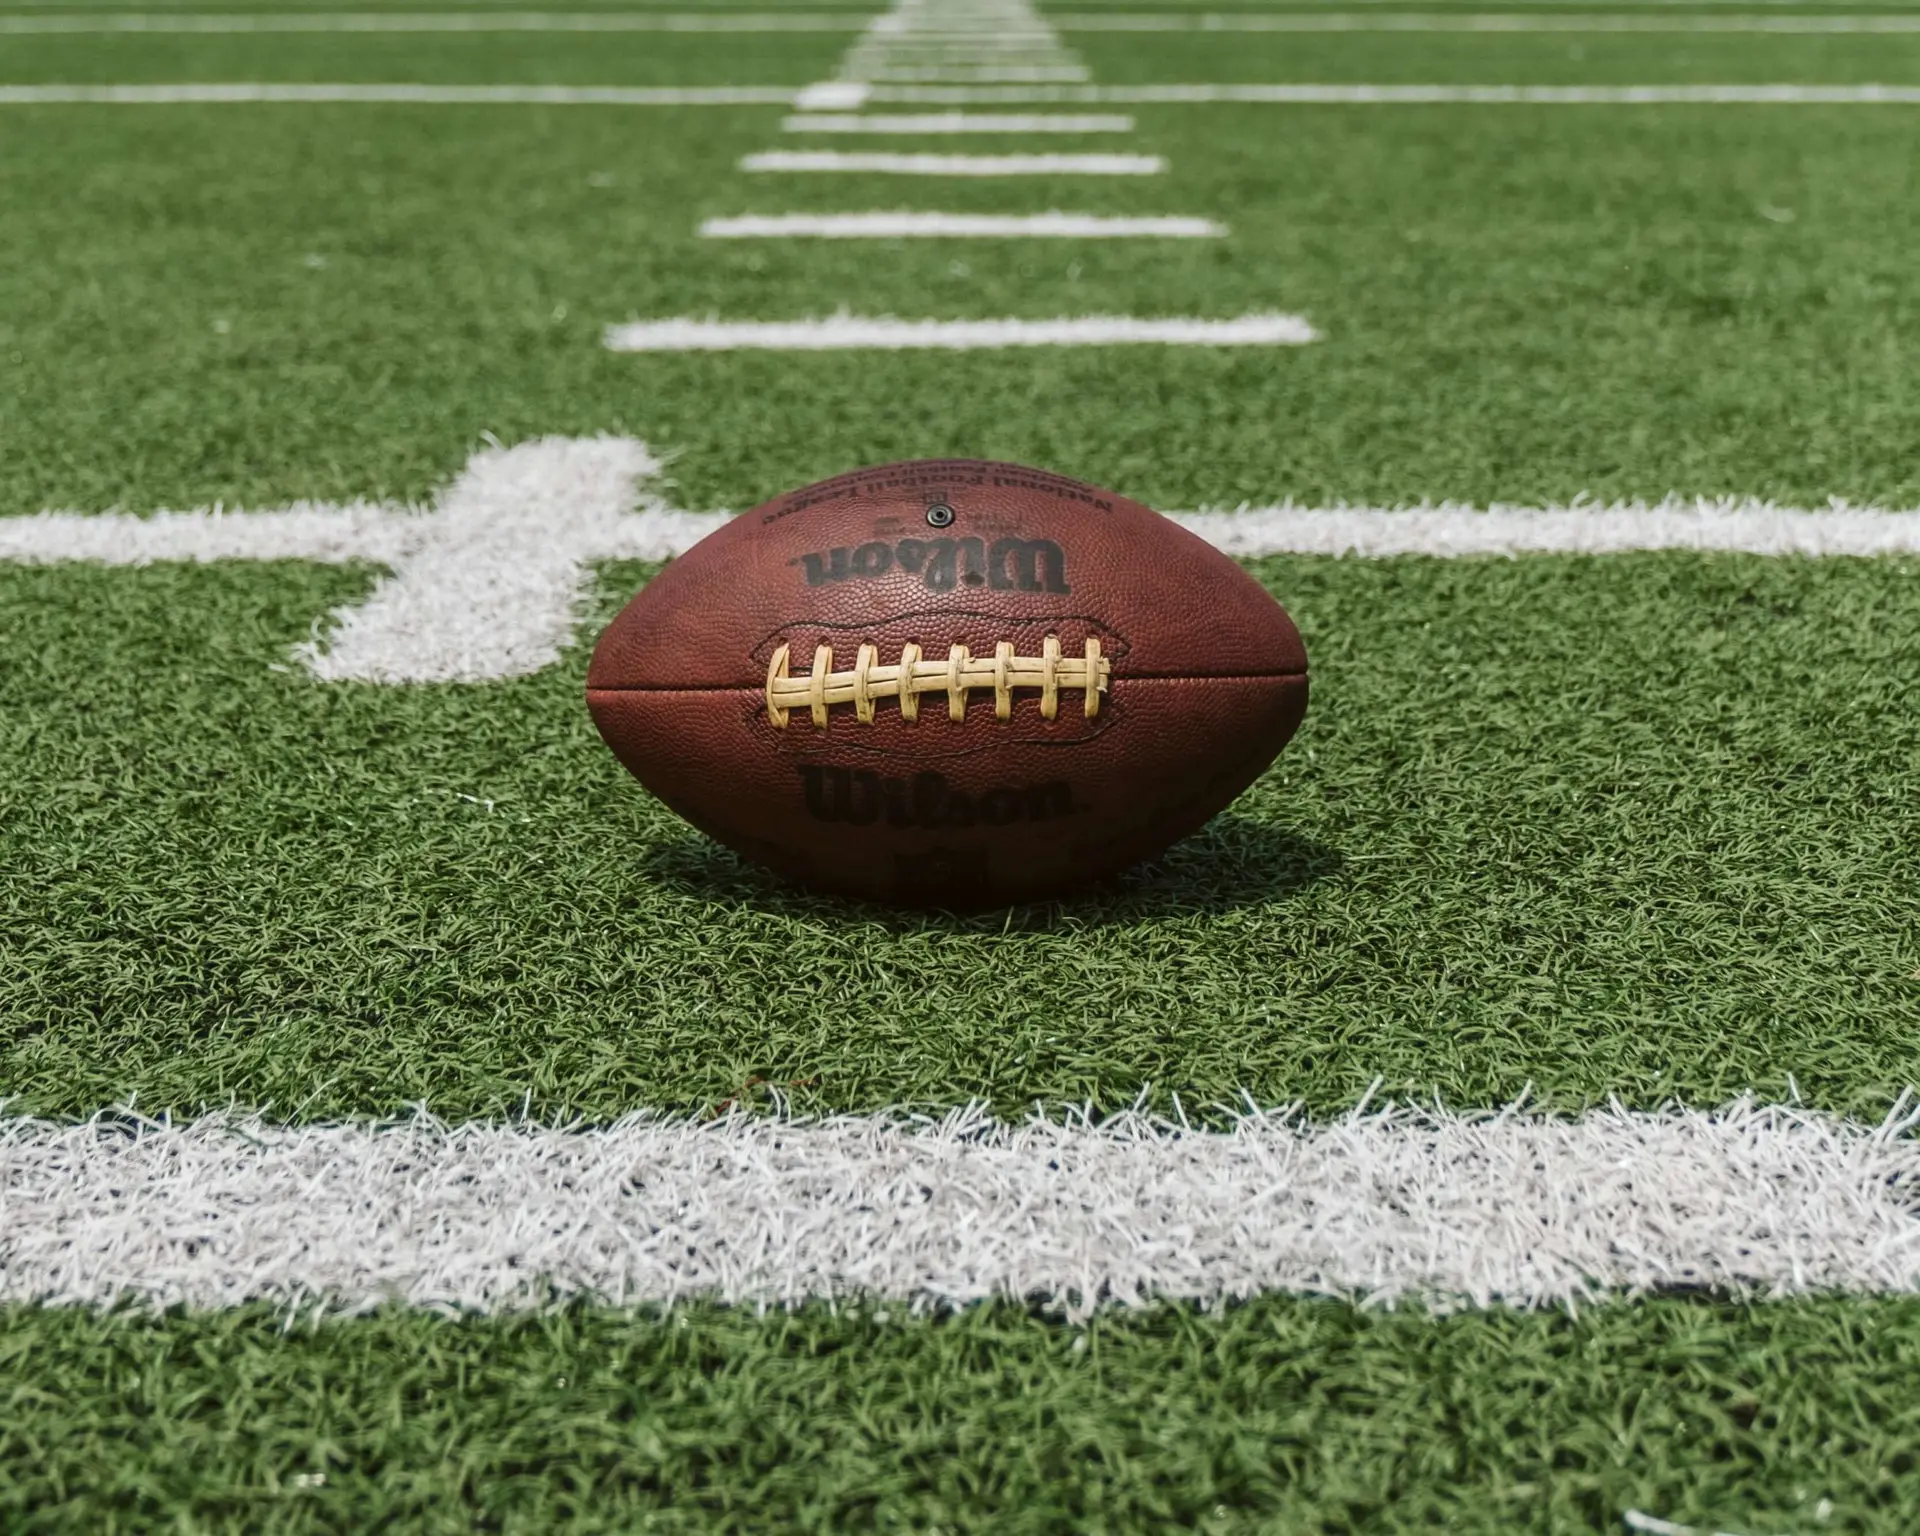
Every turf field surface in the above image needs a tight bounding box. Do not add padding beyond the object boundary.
[3,0,1920,1530]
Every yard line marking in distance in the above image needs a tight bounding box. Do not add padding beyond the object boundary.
[860,82,1920,105]
[699,211,1227,237]
[833,0,1091,87]
[860,63,1091,81]
[792,79,871,110]
[7,1096,1920,1315]
[0,11,875,33]
[11,84,1920,111]
[1051,11,1920,32]
[740,150,1165,174]
[12,440,1920,685]
[0,83,801,106]
[604,313,1318,350]
[781,111,1136,132]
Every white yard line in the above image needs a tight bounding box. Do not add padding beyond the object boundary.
[1,437,720,685]
[604,312,1317,348]
[290,437,672,684]
[7,83,1918,110]
[740,149,1165,173]
[862,81,1920,104]
[792,79,872,109]
[6,1097,1920,1316]
[0,10,872,32]
[11,433,1920,691]
[1053,11,1920,32]
[859,63,1093,80]
[829,0,1092,88]
[781,111,1137,132]
[12,435,1920,687]
[698,210,1227,236]
[1166,499,1920,557]
[0,82,801,105]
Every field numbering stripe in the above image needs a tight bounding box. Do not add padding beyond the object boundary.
[780,111,1135,133]
[603,313,1317,350]
[740,149,1165,174]
[7,1096,1920,1315]
[699,211,1226,237]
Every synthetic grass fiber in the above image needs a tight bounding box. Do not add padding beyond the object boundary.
[6,1295,1920,1534]
[3,98,1917,513]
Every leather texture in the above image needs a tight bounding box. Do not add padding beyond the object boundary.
[588,459,1309,909]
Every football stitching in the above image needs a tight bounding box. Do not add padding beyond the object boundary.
[765,636,1109,728]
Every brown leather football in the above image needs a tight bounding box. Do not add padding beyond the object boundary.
[587,460,1308,909]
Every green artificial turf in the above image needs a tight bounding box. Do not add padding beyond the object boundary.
[2,95,1917,518]
[4,1293,1918,1534]
[4,549,1916,1124]
[5,21,1920,1533]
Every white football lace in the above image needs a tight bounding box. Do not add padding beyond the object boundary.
[765,637,1108,728]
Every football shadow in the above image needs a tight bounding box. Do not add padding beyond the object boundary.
[633,814,1342,930]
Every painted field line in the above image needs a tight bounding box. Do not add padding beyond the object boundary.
[699,211,1227,237]
[13,444,1920,688]
[740,149,1165,174]
[604,313,1318,349]
[8,1096,1920,1316]
[1168,499,1920,558]
[0,502,425,567]
[792,79,871,110]
[780,110,1135,132]
[0,11,872,32]
[1054,11,1920,32]
[864,81,1920,105]
[0,82,800,106]
[1,437,720,685]
[860,64,1092,81]
[18,83,1905,111]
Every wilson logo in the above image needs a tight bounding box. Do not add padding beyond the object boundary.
[796,537,1069,594]
[799,767,1076,828]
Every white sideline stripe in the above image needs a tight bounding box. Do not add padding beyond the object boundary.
[0,11,873,32]
[699,211,1227,237]
[1166,499,1920,558]
[861,81,1920,104]
[780,111,1136,132]
[11,83,1908,111]
[603,312,1319,349]
[1053,12,1920,33]
[740,149,1166,174]
[0,82,801,106]
[7,1097,1920,1315]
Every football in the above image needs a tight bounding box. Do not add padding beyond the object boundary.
[588,460,1308,909]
